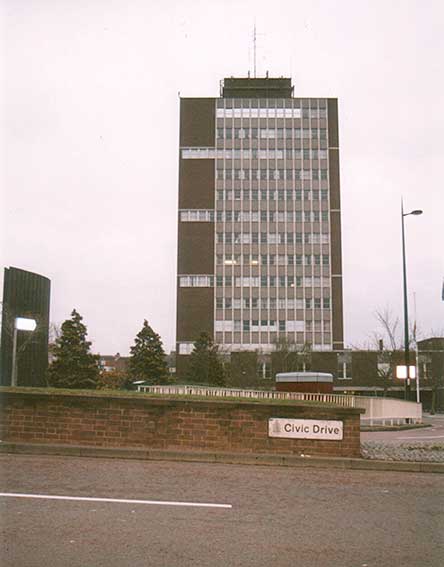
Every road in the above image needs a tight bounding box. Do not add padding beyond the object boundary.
[1,454,443,567]
[361,414,444,443]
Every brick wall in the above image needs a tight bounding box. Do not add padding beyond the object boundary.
[0,389,362,458]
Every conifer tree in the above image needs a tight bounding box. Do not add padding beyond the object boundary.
[47,309,100,389]
[128,320,167,383]
[187,332,225,386]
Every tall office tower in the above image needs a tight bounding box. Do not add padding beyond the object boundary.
[176,77,343,376]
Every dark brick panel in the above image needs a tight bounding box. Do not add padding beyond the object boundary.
[176,287,214,342]
[180,98,215,147]
[327,99,339,148]
[178,160,215,209]
[332,277,344,349]
[330,211,343,276]
[177,223,214,274]
[328,149,341,210]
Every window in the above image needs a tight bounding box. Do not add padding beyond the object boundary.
[337,352,352,379]
[180,209,214,222]
[314,298,321,309]
[279,321,286,332]
[323,298,330,309]
[178,343,194,355]
[179,275,213,287]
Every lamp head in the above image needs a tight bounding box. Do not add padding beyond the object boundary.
[411,210,423,215]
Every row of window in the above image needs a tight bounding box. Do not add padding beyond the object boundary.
[217,108,327,119]
[217,98,326,110]
[216,232,329,245]
[219,210,328,223]
[217,253,330,266]
[216,297,331,309]
[214,319,306,332]
[179,209,214,222]
[216,169,328,181]
[178,275,330,288]
[181,148,328,160]
[216,189,329,201]
[180,209,329,223]
[216,127,327,140]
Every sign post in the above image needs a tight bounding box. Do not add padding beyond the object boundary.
[11,317,37,386]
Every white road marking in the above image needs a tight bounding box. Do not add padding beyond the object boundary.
[0,492,232,509]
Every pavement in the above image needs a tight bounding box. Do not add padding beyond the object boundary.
[1,453,443,567]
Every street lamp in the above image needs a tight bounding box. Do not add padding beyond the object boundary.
[401,200,423,400]
[11,317,37,386]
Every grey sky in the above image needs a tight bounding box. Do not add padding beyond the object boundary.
[2,0,443,355]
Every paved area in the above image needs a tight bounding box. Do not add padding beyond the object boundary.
[361,414,444,462]
[1,454,443,567]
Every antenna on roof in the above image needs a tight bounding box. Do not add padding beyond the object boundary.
[253,23,257,78]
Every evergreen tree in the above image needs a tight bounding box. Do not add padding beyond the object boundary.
[128,320,167,383]
[47,309,100,389]
[187,332,225,386]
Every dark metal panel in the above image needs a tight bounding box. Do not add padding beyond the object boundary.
[0,267,51,386]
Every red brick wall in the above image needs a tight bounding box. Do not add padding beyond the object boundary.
[0,390,362,458]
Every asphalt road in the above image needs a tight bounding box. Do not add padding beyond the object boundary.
[361,414,444,442]
[1,454,443,567]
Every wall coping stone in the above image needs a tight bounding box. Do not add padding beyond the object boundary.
[0,387,364,415]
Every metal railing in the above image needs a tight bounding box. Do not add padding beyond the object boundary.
[138,385,356,408]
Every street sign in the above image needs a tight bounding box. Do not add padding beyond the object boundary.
[268,418,343,441]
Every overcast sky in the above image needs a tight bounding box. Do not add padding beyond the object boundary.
[2,0,443,355]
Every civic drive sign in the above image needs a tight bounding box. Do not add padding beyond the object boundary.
[268,418,343,441]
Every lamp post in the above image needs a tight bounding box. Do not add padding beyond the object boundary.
[401,201,422,400]
[11,317,37,386]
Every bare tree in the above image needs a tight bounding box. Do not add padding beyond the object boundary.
[272,336,311,375]
[374,307,400,351]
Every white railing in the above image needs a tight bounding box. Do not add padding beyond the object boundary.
[138,385,423,423]
[356,397,423,425]
[138,385,356,408]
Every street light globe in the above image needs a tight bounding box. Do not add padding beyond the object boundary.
[411,210,423,215]
[15,317,37,331]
